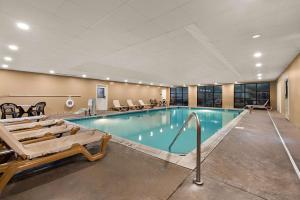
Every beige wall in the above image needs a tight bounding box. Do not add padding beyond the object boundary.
[0,70,166,115]
[222,84,234,108]
[188,86,197,107]
[276,54,300,128]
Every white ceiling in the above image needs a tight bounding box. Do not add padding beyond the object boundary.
[0,0,299,86]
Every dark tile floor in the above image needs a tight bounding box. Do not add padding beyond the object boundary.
[2,110,300,200]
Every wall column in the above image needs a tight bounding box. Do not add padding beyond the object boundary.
[222,84,234,108]
[188,86,197,107]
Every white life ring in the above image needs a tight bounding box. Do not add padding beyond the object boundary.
[66,97,74,108]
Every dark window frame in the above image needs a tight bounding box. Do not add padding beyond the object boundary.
[170,87,188,106]
[234,82,270,108]
[197,85,222,108]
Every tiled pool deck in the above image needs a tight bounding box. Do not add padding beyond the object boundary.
[2,110,300,199]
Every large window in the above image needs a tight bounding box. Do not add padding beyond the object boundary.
[234,83,270,108]
[170,87,188,106]
[197,85,222,107]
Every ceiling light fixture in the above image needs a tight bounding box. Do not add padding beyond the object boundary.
[16,22,30,30]
[235,81,239,84]
[253,52,262,58]
[1,64,8,68]
[124,79,128,83]
[252,34,261,39]
[257,73,262,77]
[138,81,142,84]
[8,44,19,51]
[49,70,55,74]
[150,82,153,85]
[82,74,87,78]
[258,77,262,80]
[255,63,262,67]
[3,57,12,62]
[214,82,218,85]
[106,77,110,80]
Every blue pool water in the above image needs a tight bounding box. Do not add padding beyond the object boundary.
[68,107,241,154]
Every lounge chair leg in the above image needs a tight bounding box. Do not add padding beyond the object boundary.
[0,163,17,192]
[79,134,112,162]
[56,121,65,126]
[70,127,80,135]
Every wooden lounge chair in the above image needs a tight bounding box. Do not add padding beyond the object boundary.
[11,124,80,143]
[245,99,270,110]
[112,100,129,111]
[0,124,111,192]
[0,115,48,126]
[138,100,153,109]
[127,99,142,110]
[5,119,64,132]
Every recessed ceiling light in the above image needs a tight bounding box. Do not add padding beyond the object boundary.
[257,73,262,77]
[3,57,12,62]
[16,22,30,30]
[258,77,262,80]
[1,64,8,68]
[106,77,110,80]
[255,63,262,67]
[82,74,87,78]
[252,34,261,39]
[49,70,55,74]
[124,79,128,83]
[253,52,262,58]
[150,82,153,85]
[138,81,142,84]
[8,44,19,51]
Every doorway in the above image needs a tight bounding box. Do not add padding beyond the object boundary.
[96,84,108,111]
[284,79,289,119]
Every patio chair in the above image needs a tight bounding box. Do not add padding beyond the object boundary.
[27,102,46,116]
[0,103,23,119]
[0,123,111,192]
[127,99,142,110]
[112,100,128,111]
[244,99,270,110]
[5,119,64,132]
[150,99,158,107]
[138,100,153,109]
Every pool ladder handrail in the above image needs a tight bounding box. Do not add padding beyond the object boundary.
[168,112,203,185]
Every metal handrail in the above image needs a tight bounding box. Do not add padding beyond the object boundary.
[168,112,203,185]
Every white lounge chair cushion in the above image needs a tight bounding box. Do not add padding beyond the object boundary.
[0,115,47,124]
[12,124,76,140]
[6,119,63,131]
[138,100,145,106]
[113,100,121,108]
[24,131,103,159]
[127,99,136,107]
